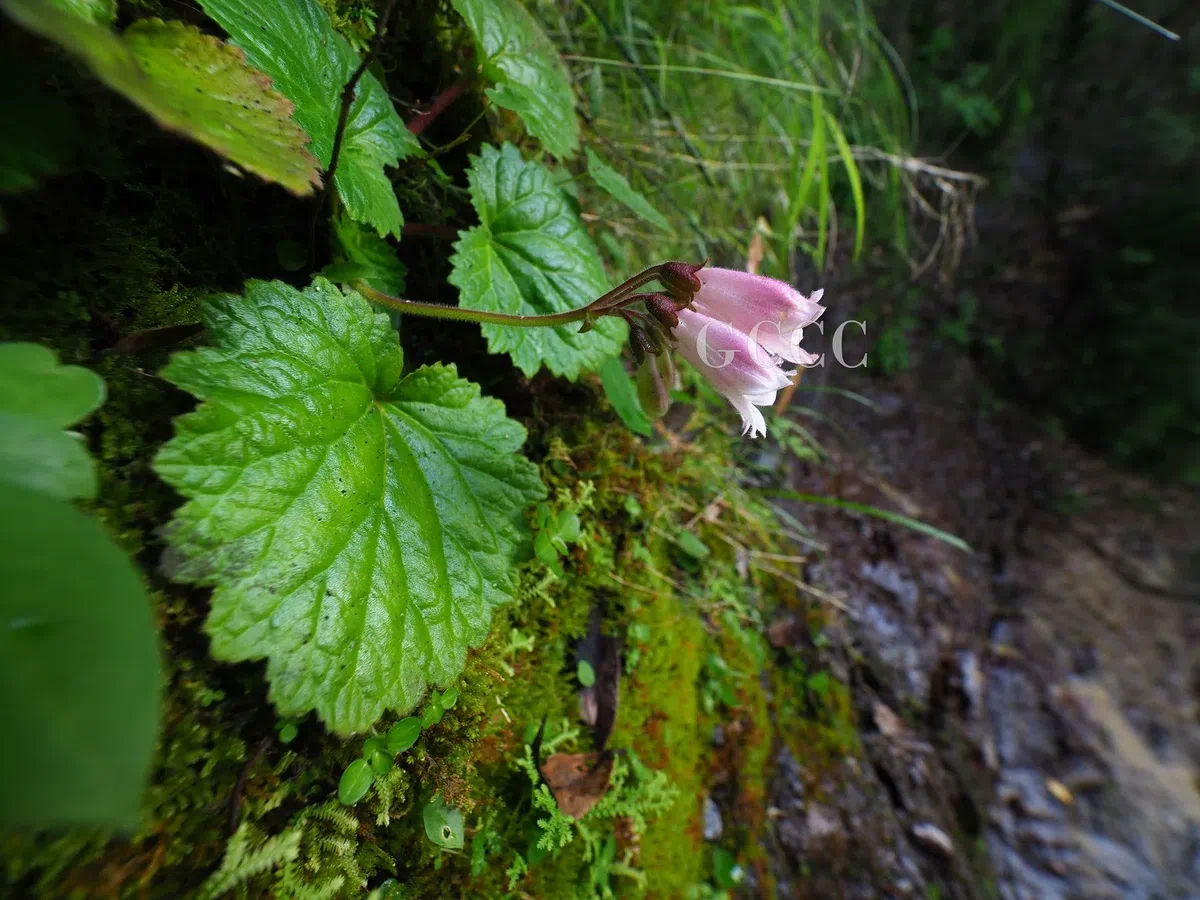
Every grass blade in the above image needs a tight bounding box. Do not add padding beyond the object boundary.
[757,488,973,552]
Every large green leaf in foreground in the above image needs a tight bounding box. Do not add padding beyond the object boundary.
[449,143,624,379]
[1,0,321,196]
[0,483,161,829]
[0,343,160,829]
[452,0,578,158]
[154,279,546,734]
[198,0,421,237]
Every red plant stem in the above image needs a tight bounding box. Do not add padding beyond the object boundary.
[407,76,471,136]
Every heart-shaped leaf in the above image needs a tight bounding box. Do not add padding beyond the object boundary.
[449,143,624,379]
[154,278,545,734]
[197,0,421,236]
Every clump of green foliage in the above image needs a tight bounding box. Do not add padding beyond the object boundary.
[0,0,901,894]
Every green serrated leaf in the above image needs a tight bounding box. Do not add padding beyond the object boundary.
[449,144,624,379]
[0,481,160,829]
[1,1,322,196]
[153,278,546,734]
[451,0,578,157]
[598,355,653,437]
[584,149,669,231]
[0,342,105,500]
[332,214,406,296]
[197,0,421,236]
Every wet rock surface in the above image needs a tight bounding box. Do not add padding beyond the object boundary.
[756,326,1199,899]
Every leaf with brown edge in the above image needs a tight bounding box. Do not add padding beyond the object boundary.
[1,0,321,195]
[539,751,615,819]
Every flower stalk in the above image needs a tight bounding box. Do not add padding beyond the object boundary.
[353,259,823,438]
[351,262,676,330]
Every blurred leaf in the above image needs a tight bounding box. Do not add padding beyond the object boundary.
[451,0,578,157]
[449,144,624,378]
[1,1,322,195]
[599,355,653,436]
[585,149,669,230]
[198,0,421,234]
[712,847,742,888]
[0,342,104,500]
[153,279,546,734]
[275,239,307,271]
[674,530,710,560]
[556,511,581,543]
[54,0,115,25]
[577,659,596,687]
[0,481,160,829]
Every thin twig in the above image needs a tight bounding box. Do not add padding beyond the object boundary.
[324,0,402,199]
[229,736,273,834]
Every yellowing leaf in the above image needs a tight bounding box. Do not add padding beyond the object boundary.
[1,1,321,195]
[198,0,422,237]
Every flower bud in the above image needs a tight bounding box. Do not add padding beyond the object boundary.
[628,325,655,365]
[644,293,681,331]
[636,349,676,419]
[658,261,706,305]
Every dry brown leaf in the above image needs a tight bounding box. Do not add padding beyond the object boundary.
[540,751,615,819]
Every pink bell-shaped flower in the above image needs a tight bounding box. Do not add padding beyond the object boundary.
[669,269,824,437]
[690,267,825,366]
[673,309,795,438]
